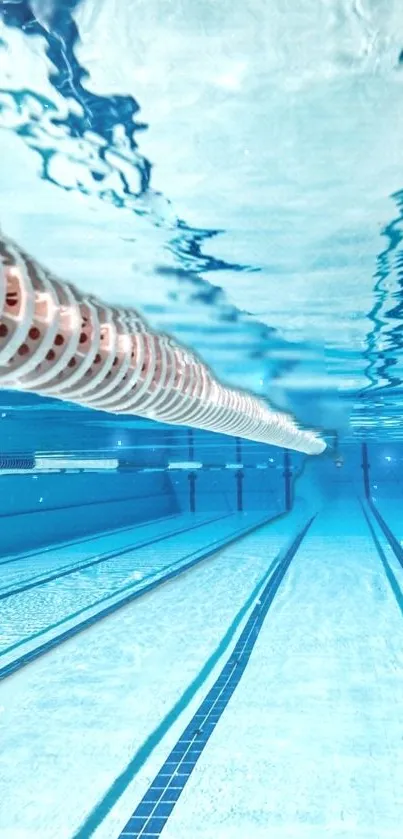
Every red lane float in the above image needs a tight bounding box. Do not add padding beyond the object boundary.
[0,231,326,455]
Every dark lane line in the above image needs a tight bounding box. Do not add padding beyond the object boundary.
[367,499,403,570]
[362,503,403,616]
[0,513,178,568]
[0,514,231,602]
[2,518,255,664]
[74,516,315,839]
[0,515,272,683]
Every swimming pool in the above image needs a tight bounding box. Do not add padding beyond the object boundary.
[1,1,403,837]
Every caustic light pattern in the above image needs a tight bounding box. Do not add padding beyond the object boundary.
[0,231,325,455]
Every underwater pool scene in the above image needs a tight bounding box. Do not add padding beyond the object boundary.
[1,1,403,837]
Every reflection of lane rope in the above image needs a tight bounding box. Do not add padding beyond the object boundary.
[0,10,276,325]
[0,9,298,396]
[0,231,325,454]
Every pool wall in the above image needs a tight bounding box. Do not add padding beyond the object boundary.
[0,392,294,556]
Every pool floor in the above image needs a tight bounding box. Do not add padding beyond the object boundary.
[0,499,402,838]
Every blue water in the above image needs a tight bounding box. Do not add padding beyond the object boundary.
[1,2,403,838]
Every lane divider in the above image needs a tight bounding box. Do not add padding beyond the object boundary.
[0,230,325,455]
[114,516,314,839]
[0,513,231,601]
[0,514,273,682]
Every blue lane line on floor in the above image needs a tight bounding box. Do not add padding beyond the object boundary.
[362,504,403,616]
[72,516,312,839]
[0,515,272,683]
[1,518,263,666]
[116,516,314,839]
[0,514,231,602]
[0,513,179,568]
[367,500,403,570]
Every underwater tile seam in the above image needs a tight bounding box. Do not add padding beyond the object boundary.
[116,516,314,839]
[0,513,231,601]
[0,514,273,683]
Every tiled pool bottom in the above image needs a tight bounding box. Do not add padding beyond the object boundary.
[0,499,402,839]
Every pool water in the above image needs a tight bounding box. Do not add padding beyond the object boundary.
[0,2,403,838]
